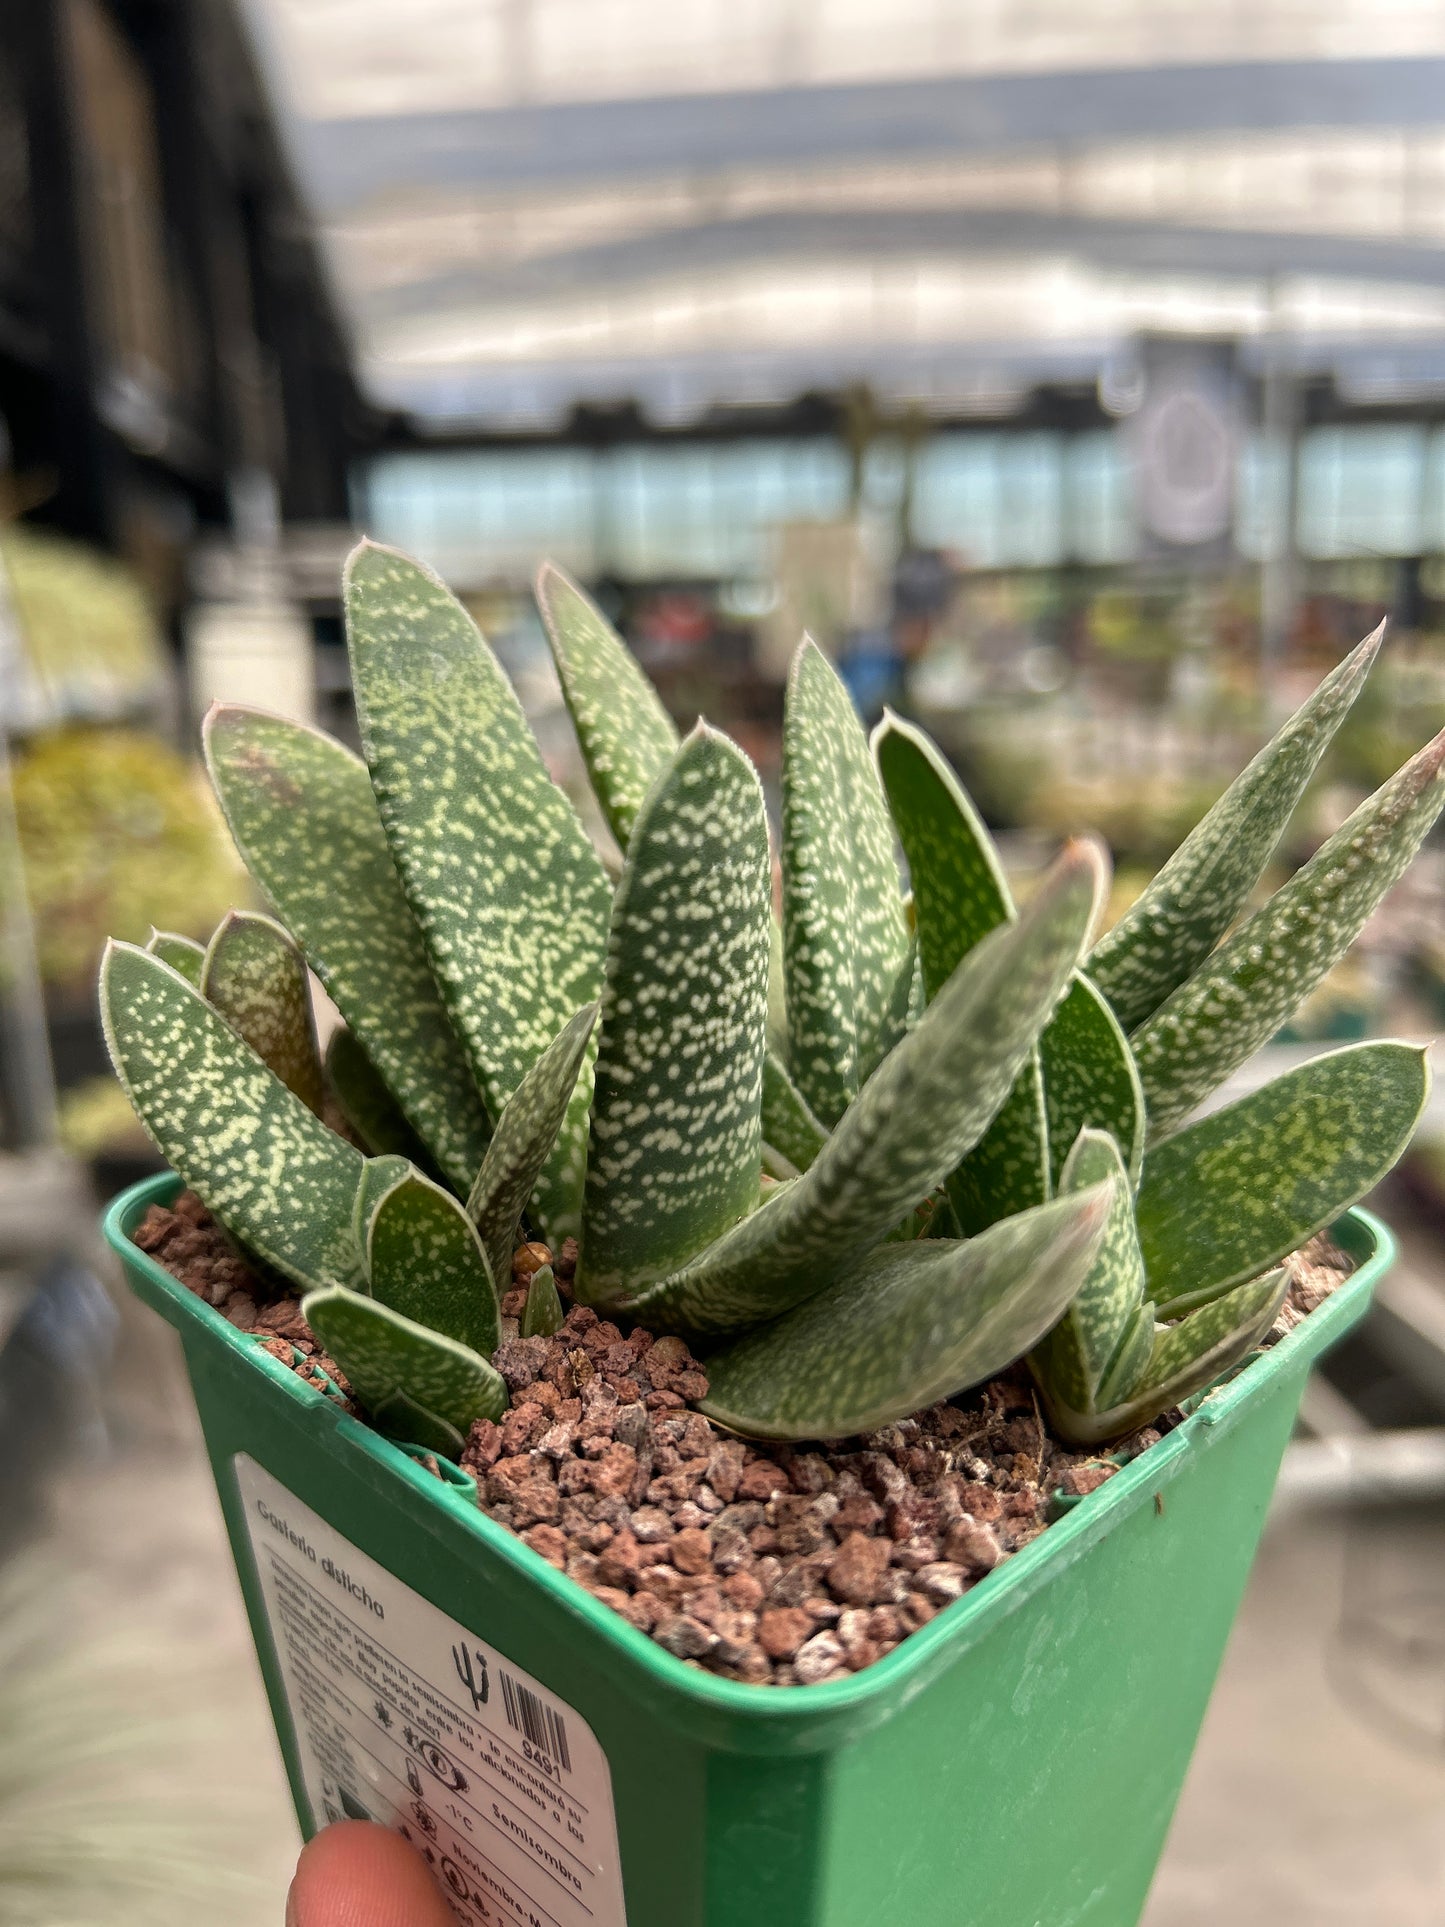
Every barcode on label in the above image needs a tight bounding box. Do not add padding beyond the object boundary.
[500,1672,572,1773]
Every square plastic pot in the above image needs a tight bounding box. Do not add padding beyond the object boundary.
[106,1174,1391,1927]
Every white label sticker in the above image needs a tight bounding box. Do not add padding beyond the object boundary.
[234,1456,627,1927]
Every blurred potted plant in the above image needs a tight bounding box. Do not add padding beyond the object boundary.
[102,556,1434,1926]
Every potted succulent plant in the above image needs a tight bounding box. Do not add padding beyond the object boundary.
[103,549,1436,1927]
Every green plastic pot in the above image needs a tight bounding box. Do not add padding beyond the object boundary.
[106,1173,1391,1927]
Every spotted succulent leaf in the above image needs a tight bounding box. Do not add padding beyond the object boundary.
[874,710,1011,995]
[351,1154,411,1266]
[1028,1129,1145,1421]
[1134,728,1445,1135]
[781,641,911,1126]
[577,726,772,1306]
[875,710,1050,1231]
[1092,1298,1158,1412]
[345,542,611,1241]
[1046,1269,1291,1448]
[1090,623,1384,1031]
[760,1053,829,1174]
[467,1002,599,1289]
[325,1029,442,1177]
[144,929,204,985]
[946,1058,1050,1236]
[535,561,679,848]
[200,910,325,1116]
[1040,975,1145,1187]
[203,704,489,1194]
[1137,1040,1429,1314]
[302,1287,508,1458]
[364,1165,499,1357]
[632,840,1105,1335]
[699,1179,1113,1441]
[101,942,364,1291]
[522,1264,564,1339]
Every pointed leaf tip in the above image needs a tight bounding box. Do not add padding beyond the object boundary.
[348,541,610,1239]
[1090,622,1392,1031]
[1134,727,1445,1133]
[699,1180,1113,1441]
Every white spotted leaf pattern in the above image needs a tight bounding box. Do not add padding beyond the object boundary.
[1136,1041,1429,1313]
[302,1287,508,1454]
[875,711,1050,1229]
[201,910,325,1117]
[1134,727,1445,1135]
[781,642,911,1126]
[1090,624,1383,1031]
[699,1181,1113,1441]
[101,942,364,1292]
[345,543,611,1242]
[632,840,1105,1335]
[1028,1129,1148,1422]
[577,726,772,1306]
[466,1002,599,1289]
[535,560,679,848]
[364,1165,500,1357]
[144,929,204,985]
[203,704,489,1194]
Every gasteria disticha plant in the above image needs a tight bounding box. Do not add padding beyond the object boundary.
[102,548,1438,1474]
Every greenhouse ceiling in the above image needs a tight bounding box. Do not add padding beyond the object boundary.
[244,2,1445,429]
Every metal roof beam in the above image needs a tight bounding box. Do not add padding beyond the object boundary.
[300,56,1445,208]
[361,206,1445,325]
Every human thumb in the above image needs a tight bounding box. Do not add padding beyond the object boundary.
[285,1820,457,1927]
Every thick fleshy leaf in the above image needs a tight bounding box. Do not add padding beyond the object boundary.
[203,704,489,1194]
[145,929,204,985]
[577,727,772,1306]
[365,1166,499,1356]
[631,840,1105,1334]
[875,712,1050,1231]
[101,942,364,1291]
[1134,728,1445,1136]
[781,642,911,1126]
[302,1287,508,1458]
[946,1057,1051,1236]
[1040,975,1145,1187]
[351,1154,411,1266]
[200,910,325,1116]
[1029,1130,1145,1418]
[345,542,611,1240]
[1137,1040,1429,1313]
[766,919,790,1063]
[535,561,679,848]
[874,711,1012,997]
[325,1028,441,1176]
[1090,624,1384,1031]
[699,1180,1113,1441]
[466,1002,599,1288]
[1044,1270,1290,1447]
[521,1264,564,1338]
[1093,1299,1158,1411]
[761,1053,829,1174]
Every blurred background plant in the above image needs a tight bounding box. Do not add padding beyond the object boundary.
[10,728,242,1000]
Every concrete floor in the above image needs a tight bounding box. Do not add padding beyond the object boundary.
[23,1310,1445,1927]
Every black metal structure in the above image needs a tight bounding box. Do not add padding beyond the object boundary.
[0,0,373,552]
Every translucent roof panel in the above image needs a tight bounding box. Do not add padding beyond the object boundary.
[243,3,1445,427]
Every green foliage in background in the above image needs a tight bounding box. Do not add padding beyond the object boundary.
[1,525,166,718]
[13,729,244,995]
[102,544,1439,1459]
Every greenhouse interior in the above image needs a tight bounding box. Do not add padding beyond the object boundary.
[1,4,1444,1924]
